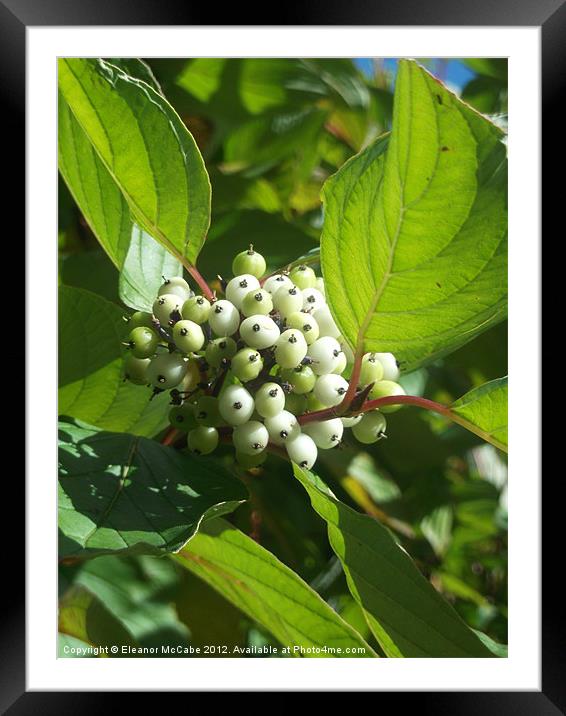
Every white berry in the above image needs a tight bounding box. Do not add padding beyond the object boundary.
[285,433,317,469]
[303,418,344,449]
[374,352,401,381]
[208,300,240,336]
[264,410,300,446]
[219,384,255,425]
[226,274,260,310]
[255,382,286,418]
[263,273,293,294]
[313,304,340,339]
[232,421,269,455]
[240,315,280,349]
[274,329,308,369]
[314,374,349,407]
[302,287,325,312]
[307,336,343,375]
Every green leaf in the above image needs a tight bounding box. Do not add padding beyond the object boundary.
[118,225,181,312]
[321,59,507,371]
[58,419,247,559]
[103,58,162,93]
[450,377,508,452]
[173,518,376,658]
[58,285,168,436]
[59,90,182,311]
[472,629,508,657]
[58,91,131,268]
[463,59,507,82]
[293,465,494,657]
[60,555,191,654]
[58,58,211,265]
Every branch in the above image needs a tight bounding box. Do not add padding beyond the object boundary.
[297,394,507,453]
[336,346,363,415]
[182,260,215,301]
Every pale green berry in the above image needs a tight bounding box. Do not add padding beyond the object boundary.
[173,320,205,353]
[231,348,264,382]
[123,354,151,385]
[126,326,159,359]
[314,374,349,407]
[313,304,340,339]
[208,300,240,336]
[374,353,401,382]
[241,289,273,317]
[307,336,343,375]
[240,315,280,349]
[187,426,219,455]
[302,287,325,312]
[263,273,293,295]
[158,276,192,301]
[306,392,327,412]
[147,354,188,389]
[274,329,308,369]
[194,396,223,427]
[182,295,211,324]
[352,412,387,444]
[369,380,406,413]
[125,311,154,330]
[289,264,317,290]
[285,392,308,415]
[273,284,303,317]
[218,384,255,425]
[226,274,260,310]
[232,246,266,278]
[168,403,197,431]
[153,294,181,326]
[359,353,385,386]
[264,410,300,446]
[315,277,325,296]
[255,382,286,418]
[285,311,319,345]
[285,433,317,469]
[303,418,344,449]
[232,420,269,456]
[280,365,316,395]
[205,337,237,368]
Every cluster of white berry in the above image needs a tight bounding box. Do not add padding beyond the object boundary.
[122,246,405,469]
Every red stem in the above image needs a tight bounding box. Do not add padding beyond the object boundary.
[185,263,214,301]
[336,347,363,415]
[161,427,181,446]
[297,394,452,425]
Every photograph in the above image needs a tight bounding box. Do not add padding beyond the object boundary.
[57,56,509,661]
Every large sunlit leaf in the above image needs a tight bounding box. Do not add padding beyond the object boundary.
[59,90,182,311]
[321,59,507,371]
[58,91,131,268]
[59,285,168,436]
[58,58,211,265]
[450,377,508,452]
[173,518,376,658]
[58,420,247,559]
[293,465,493,657]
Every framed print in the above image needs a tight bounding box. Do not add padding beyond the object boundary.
[5,0,558,707]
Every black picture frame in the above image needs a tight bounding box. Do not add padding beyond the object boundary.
[8,0,557,709]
